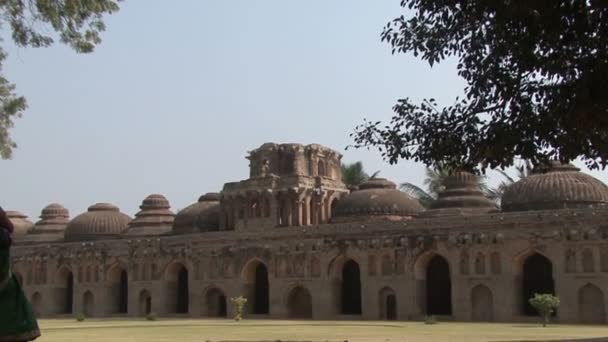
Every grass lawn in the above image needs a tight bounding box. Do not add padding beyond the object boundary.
[35,319,608,342]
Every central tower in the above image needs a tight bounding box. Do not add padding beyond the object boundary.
[220,143,348,231]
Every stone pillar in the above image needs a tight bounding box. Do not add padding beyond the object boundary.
[295,199,303,226]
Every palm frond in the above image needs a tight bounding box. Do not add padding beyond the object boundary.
[399,182,436,208]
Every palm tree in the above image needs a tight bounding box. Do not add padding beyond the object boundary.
[341,161,381,190]
[489,160,534,203]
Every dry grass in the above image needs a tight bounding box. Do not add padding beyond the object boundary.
[35,318,608,342]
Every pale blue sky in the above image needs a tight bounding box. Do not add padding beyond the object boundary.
[1,1,606,220]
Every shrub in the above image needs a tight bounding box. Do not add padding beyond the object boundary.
[145,313,157,321]
[424,315,437,324]
[230,296,248,321]
[529,293,560,327]
[75,314,85,322]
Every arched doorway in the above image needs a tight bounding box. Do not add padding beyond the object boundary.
[205,288,227,317]
[31,292,42,317]
[379,287,397,320]
[83,291,94,317]
[471,284,493,321]
[287,286,313,319]
[578,284,605,324]
[426,255,452,315]
[139,290,152,316]
[341,260,362,315]
[166,263,189,314]
[56,269,74,314]
[107,267,128,314]
[522,253,554,315]
[242,259,270,314]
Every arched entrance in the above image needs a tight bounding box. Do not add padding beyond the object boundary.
[56,268,74,314]
[166,263,189,314]
[426,255,452,315]
[341,260,362,315]
[139,290,152,316]
[287,286,313,319]
[242,259,269,314]
[205,288,227,317]
[471,284,494,321]
[83,291,94,317]
[31,292,42,317]
[522,253,554,315]
[379,287,397,320]
[107,267,128,314]
[578,284,605,324]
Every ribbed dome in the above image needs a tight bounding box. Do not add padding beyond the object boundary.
[65,203,131,241]
[124,194,175,236]
[421,171,497,217]
[502,162,608,211]
[332,178,423,223]
[6,211,34,236]
[172,193,220,234]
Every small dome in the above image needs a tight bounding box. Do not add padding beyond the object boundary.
[173,193,220,234]
[421,171,497,217]
[28,203,70,242]
[124,194,175,236]
[332,178,423,223]
[502,162,608,211]
[65,203,131,241]
[6,211,34,236]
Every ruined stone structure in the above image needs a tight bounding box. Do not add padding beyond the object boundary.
[9,143,608,323]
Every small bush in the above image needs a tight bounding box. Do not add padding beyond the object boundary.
[75,314,86,322]
[529,293,560,327]
[424,315,437,324]
[145,313,157,321]
[230,296,248,321]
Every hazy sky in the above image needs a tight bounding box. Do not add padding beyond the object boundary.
[1,1,606,220]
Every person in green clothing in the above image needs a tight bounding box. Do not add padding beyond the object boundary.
[0,207,40,342]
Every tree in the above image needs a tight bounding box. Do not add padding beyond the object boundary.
[351,1,608,173]
[529,293,560,327]
[341,161,380,190]
[0,0,121,159]
[230,296,247,321]
[489,160,535,204]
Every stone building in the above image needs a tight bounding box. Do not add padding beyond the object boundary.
[8,142,608,324]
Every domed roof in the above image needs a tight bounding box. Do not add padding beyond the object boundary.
[172,193,220,234]
[124,194,175,236]
[173,193,220,234]
[502,162,608,211]
[6,211,34,236]
[421,171,497,217]
[65,203,131,241]
[332,178,423,223]
[27,203,70,242]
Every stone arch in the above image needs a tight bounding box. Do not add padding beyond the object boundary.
[165,262,189,314]
[578,283,605,324]
[471,284,493,321]
[490,252,501,275]
[138,289,152,316]
[107,264,128,314]
[565,249,577,273]
[521,253,554,316]
[55,266,74,314]
[329,197,339,221]
[203,287,227,318]
[241,258,269,314]
[379,287,397,320]
[286,285,313,319]
[459,250,470,275]
[83,291,94,317]
[582,248,595,273]
[31,292,42,317]
[341,259,362,315]
[414,252,452,316]
[381,254,392,276]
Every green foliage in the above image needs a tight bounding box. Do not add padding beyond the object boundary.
[352,2,608,172]
[341,161,370,188]
[529,293,560,327]
[230,296,247,321]
[424,315,437,325]
[145,312,156,321]
[75,313,85,322]
[0,0,121,159]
